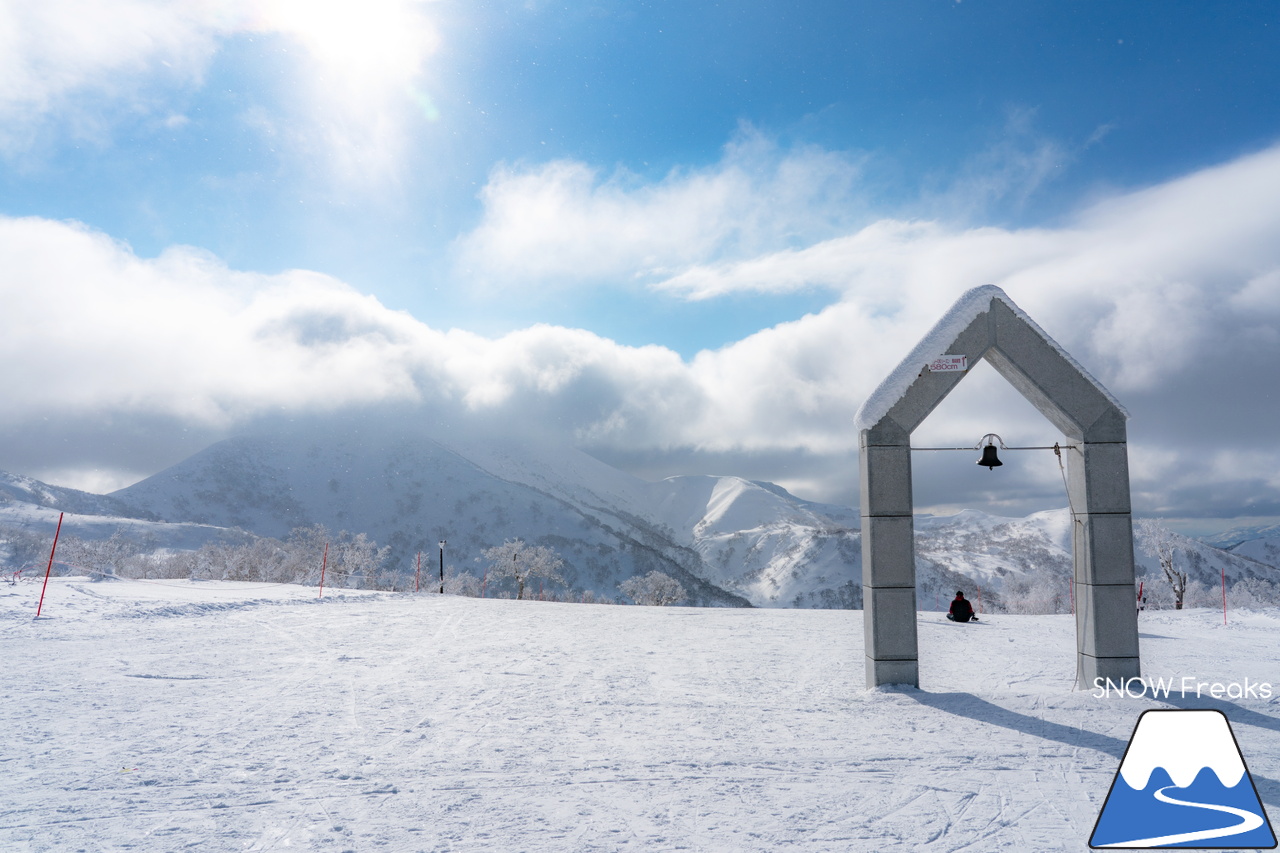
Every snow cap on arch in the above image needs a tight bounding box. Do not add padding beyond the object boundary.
[853,284,1128,442]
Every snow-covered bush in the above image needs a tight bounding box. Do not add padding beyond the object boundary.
[0,525,54,572]
[620,570,686,606]
[444,570,482,597]
[1001,575,1071,615]
[52,531,163,580]
[1227,577,1280,609]
[480,539,565,600]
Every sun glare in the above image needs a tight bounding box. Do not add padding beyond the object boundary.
[236,0,443,181]
[256,0,440,86]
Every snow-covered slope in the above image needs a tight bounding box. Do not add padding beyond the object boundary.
[1204,523,1280,574]
[97,422,872,607]
[107,424,747,606]
[1133,523,1280,601]
[1229,535,1280,571]
[911,508,1280,612]
[0,472,252,569]
[913,508,1074,610]
[648,475,861,607]
[0,470,153,519]
[6,579,1280,851]
[1203,522,1280,551]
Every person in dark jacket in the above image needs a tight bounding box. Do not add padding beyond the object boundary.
[947,591,976,622]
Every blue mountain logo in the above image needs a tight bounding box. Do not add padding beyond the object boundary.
[1090,709,1276,848]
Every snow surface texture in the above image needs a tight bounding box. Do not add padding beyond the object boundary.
[5,578,1280,851]
[853,284,1128,432]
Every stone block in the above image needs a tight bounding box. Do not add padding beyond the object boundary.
[860,418,909,447]
[1077,654,1141,691]
[1075,513,1137,586]
[1074,583,1140,659]
[1068,442,1132,514]
[1083,406,1128,444]
[859,442,913,517]
[863,586,919,662]
[861,515,916,588]
[866,657,920,689]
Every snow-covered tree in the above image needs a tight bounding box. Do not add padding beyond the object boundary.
[56,531,142,580]
[1136,519,1188,610]
[1227,577,1280,609]
[480,539,564,600]
[0,525,53,572]
[284,524,332,585]
[620,570,687,606]
[331,531,390,589]
[444,569,481,597]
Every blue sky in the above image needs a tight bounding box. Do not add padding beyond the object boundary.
[2,1,1280,531]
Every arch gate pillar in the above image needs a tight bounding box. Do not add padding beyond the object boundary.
[855,286,1140,689]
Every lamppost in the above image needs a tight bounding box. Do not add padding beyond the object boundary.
[438,539,446,594]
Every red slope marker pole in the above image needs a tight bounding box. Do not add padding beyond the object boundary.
[319,542,329,599]
[35,512,64,619]
[1222,568,1227,625]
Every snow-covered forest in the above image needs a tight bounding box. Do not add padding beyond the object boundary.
[5,511,1279,613]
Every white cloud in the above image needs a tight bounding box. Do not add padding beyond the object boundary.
[0,216,429,421]
[454,127,867,290]
[0,0,440,181]
[0,214,696,439]
[5,139,1280,517]
[0,0,220,149]
[449,138,1280,514]
[650,143,1280,399]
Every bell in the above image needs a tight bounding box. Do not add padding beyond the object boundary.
[977,443,1003,470]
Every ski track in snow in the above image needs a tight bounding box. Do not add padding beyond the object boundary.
[3,579,1279,851]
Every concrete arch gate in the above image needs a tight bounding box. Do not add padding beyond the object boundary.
[854,286,1140,689]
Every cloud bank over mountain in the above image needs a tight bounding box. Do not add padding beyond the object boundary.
[3,138,1280,524]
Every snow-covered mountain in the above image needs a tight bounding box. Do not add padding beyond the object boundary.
[101,424,748,607]
[1202,522,1280,550]
[0,470,246,560]
[913,508,1280,611]
[647,475,861,608]
[1228,535,1280,569]
[1203,523,1280,575]
[2,422,1275,609]
[83,420,874,607]
[0,470,153,519]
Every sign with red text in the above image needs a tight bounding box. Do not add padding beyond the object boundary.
[928,355,968,373]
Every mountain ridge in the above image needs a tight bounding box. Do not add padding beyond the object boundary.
[1,424,1276,608]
